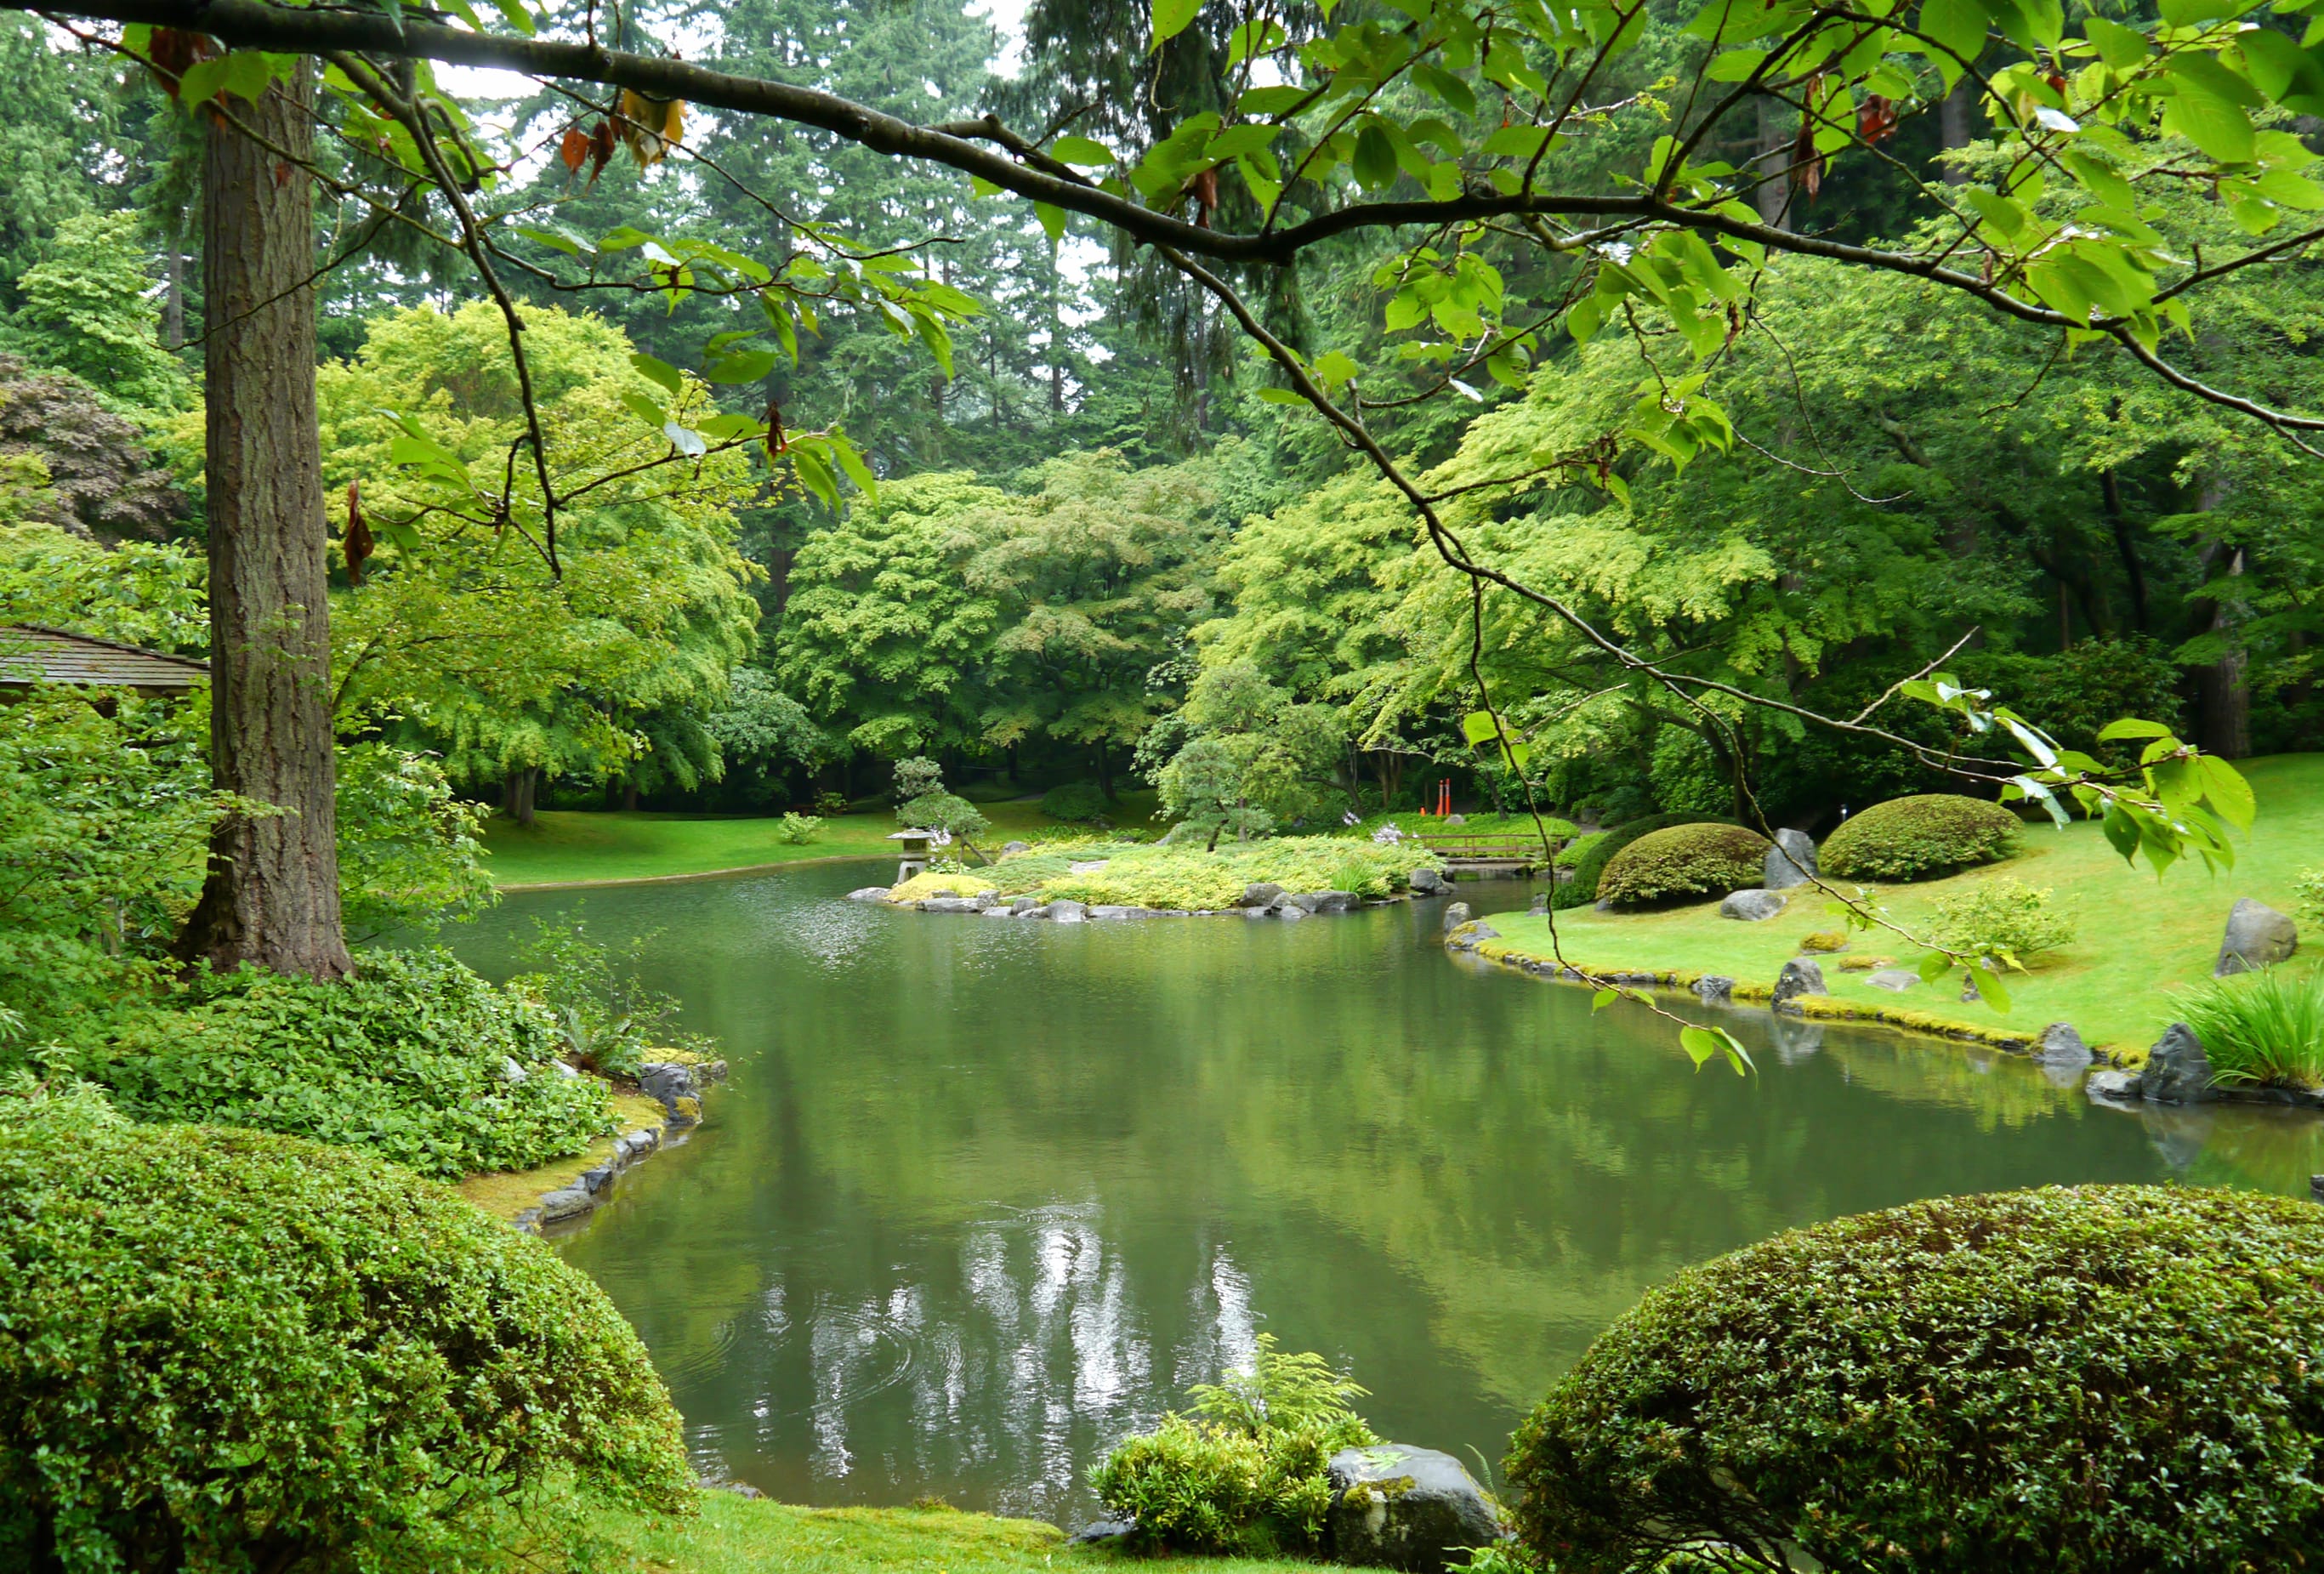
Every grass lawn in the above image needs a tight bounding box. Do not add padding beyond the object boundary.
[589,1495,1320,1574]
[480,792,1166,889]
[1475,753,2324,1057]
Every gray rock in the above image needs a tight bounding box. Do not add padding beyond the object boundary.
[1067,859,1110,875]
[918,895,980,913]
[581,1163,617,1196]
[1310,891,1357,913]
[2217,897,2298,976]
[1408,867,1446,895]
[1089,905,1154,921]
[1441,901,1474,934]
[970,890,998,909]
[1282,892,1324,913]
[1010,895,1040,914]
[846,886,894,902]
[1719,888,1787,922]
[1070,1519,1137,1547]
[1529,891,1549,916]
[500,1055,528,1084]
[2086,1068,2142,1102]
[1326,1444,1503,1574]
[2311,1175,2324,1207]
[1273,901,1309,922]
[1444,812,1466,826]
[2034,1021,2093,1069]
[1242,882,1284,908]
[1001,840,1030,855]
[550,1059,579,1077]
[1772,957,1827,1011]
[536,1186,595,1223]
[980,906,1016,918]
[639,1061,701,1111]
[2139,1022,2216,1104]
[1049,899,1088,923]
[1694,975,1735,1004]
[1764,827,1819,890]
[1865,969,1922,992]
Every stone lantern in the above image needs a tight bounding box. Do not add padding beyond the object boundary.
[889,828,934,884]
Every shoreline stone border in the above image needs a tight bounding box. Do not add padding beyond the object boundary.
[513,1057,728,1235]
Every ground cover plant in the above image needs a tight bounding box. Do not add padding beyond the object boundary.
[957,837,1431,909]
[1596,824,1772,908]
[2173,965,2324,1089]
[1507,1185,2324,1574]
[1821,794,2023,883]
[0,1093,694,1574]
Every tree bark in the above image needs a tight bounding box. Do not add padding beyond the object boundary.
[175,65,353,981]
[2197,543,2253,759]
[1752,97,1794,231]
[503,764,540,825]
[1937,75,1978,185]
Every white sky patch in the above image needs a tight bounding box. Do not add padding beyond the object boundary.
[971,0,1031,78]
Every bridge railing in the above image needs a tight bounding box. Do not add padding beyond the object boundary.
[1407,831,1566,861]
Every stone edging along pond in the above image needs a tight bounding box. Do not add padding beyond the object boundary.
[504,1057,729,1235]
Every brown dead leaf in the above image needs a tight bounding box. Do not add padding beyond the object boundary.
[764,398,787,457]
[560,123,589,177]
[343,481,374,587]
[146,28,216,99]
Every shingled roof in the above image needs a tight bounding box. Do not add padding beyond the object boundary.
[0,624,209,695]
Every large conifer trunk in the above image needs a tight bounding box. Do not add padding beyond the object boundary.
[176,65,353,979]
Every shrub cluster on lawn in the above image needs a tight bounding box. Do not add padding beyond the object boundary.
[2173,965,2324,1089]
[1507,1185,2324,1574]
[1924,877,2076,964]
[0,1103,694,1573]
[1820,793,2020,882]
[1095,1337,1376,1557]
[1596,823,1771,907]
[76,949,613,1180]
[1553,814,1740,909]
[1040,781,1113,822]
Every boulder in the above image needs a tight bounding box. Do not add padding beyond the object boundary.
[980,906,1016,918]
[1764,827,1819,890]
[2216,898,2298,976]
[550,1059,579,1077]
[2085,1068,2141,1102]
[1441,901,1474,934]
[1309,891,1358,913]
[1010,895,1040,914]
[580,1163,617,1196]
[1048,900,1088,923]
[1241,882,1284,908]
[920,895,981,914]
[535,1186,595,1225]
[1444,812,1466,826]
[1529,892,1549,916]
[1864,969,1922,993]
[639,1061,702,1112]
[2139,1022,2217,1104]
[1001,840,1030,855]
[1772,957,1826,1011]
[1409,867,1447,895]
[1282,892,1324,913]
[1693,975,1735,1004]
[500,1055,528,1084]
[2034,1021,2092,1069]
[1273,901,1309,922]
[846,886,894,902]
[1719,889,1787,922]
[1325,1445,1503,1574]
[1089,905,1154,921]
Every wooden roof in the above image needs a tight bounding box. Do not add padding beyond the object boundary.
[0,624,209,694]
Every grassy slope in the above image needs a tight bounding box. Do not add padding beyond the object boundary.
[480,793,1164,889]
[1480,753,2324,1055]
[591,1496,1317,1574]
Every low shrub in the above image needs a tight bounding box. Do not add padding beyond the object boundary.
[1925,878,2075,964]
[1095,1337,1376,1557]
[78,949,611,1179]
[1821,793,2020,882]
[1032,837,1423,909]
[1597,823,1771,907]
[1554,813,1739,909]
[1798,930,1848,952]
[0,1106,695,1572]
[1507,1185,2324,1574]
[889,870,997,902]
[813,789,849,816]
[1554,830,1606,870]
[775,811,822,844]
[2173,966,2324,1088]
[1040,781,1112,823]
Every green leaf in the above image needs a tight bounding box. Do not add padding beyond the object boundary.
[1591,988,1617,1012]
[488,0,537,34]
[1704,48,1769,82]
[630,353,683,397]
[1919,0,1990,84]
[790,446,841,510]
[1237,85,1310,117]
[617,389,666,428]
[2095,717,2173,741]
[703,349,778,384]
[1255,387,1308,406]
[1151,0,1200,48]
[1353,124,1399,190]
[2197,753,2257,831]
[1313,349,1361,388]
[2162,75,2258,162]
[1918,949,1955,983]
[2083,15,2148,70]
[1051,134,1116,166]
[1035,202,1065,244]
[829,435,879,497]
[1972,960,2012,1013]
[1461,710,1499,746]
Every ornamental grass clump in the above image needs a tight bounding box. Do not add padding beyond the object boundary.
[1820,793,2020,882]
[0,1104,695,1573]
[1506,1185,2324,1574]
[1595,823,1770,907]
[1095,1336,1377,1557]
[2173,965,2324,1089]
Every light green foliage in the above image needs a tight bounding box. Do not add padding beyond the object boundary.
[1925,878,2076,966]
[0,1115,694,1573]
[1156,735,1276,849]
[0,15,110,316]
[334,742,496,943]
[776,812,823,844]
[900,790,992,842]
[1822,794,2023,883]
[1153,662,1346,848]
[1596,823,1771,907]
[3,212,189,416]
[2173,968,2324,1090]
[2298,868,2324,929]
[1554,814,1734,910]
[0,520,205,652]
[705,668,832,808]
[1096,1337,1377,1556]
[509,916,707,1082]
[77,951,613,1179]
[1508,1186,2324,1573]
[1554,830,1607,870]
[1026,837,1423,909]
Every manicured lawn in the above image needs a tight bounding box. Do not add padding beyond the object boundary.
[589,1495,1317,1573]
[1477,753,2324,1056]
[480,793,1168,889]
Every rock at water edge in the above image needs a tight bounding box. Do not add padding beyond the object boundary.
[2034,1021,2092,1068]
[2140,1022,2216,1104]
[1772,958,1826,1011]
[1242,882,1284,908]
[1069,1519,1136,1547]
[1441,901,1474,934]
[1409,867,1446,895]
[2086,1068,2141,1102]
[1694,975,1735,1004]
[1719,889,1786,922]
[1326,1445,1503,1574]
[845,886,893,903]
[2217,898,2298,977]
[1000,840,1030,855]
[1048,899,1088,923]
[1764,827,1818,890]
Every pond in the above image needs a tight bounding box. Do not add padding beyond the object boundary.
[453,860,2324,1527]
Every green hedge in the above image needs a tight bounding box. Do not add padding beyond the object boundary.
[0,1108,694,1572]
[1820,793,2020,882]
[80,949,611,1179]
[1597,822,1770,906]
[1040,781,1112,822]
[1507,1185,2324,1573]
[1554,813,1741,909]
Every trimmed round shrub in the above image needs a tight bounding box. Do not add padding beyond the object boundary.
[1041,781,1112,822]
[1596,822,1771,907]
[1508,1185,2324,1574]
[1820,793,2020,882]
[1554,812,1740,910]
[0,1111,695,1571]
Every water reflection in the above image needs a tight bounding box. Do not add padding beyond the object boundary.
[452,863,2324,1526]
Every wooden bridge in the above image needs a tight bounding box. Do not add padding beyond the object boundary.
[1409,830,1564,877]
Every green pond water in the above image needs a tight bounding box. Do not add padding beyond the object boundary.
[452,860,2324,1527]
